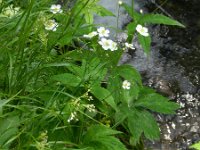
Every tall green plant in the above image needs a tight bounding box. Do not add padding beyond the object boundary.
[0,0,184,149]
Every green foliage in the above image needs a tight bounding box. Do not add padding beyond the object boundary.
[139,14,185,27]
[0,115,20,148]
[135,87,179,114]
[81,125,126,150]
[0,0,183,149]
[73,0,114,24]
[122,1,185,54]
[91,85,118,111]
[190,141,200,150]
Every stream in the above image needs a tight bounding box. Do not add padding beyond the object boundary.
[95,0,200,149]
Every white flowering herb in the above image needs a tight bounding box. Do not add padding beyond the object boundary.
[122,80,131,90]
[67,112,78,123]
[85,104,96,112]
[97,27,110,37]
[98,38,117,51]
[44,19,58,31]
[50,4,63,14]
[136,24,149,37]
[83,31,98,39]
[2,4,20,17]
[125,42,135,49]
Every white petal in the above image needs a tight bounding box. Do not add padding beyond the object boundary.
[141,31,149,37]
[136,24,142,32]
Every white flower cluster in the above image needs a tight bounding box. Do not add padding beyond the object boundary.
[67,112,78,123]
[85,104,96,112]
[83,27,118,51]
[44,4,63,31]
[1,4,20,18]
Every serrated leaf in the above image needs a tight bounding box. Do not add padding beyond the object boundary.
[128,110,160,144]
[138,34,151,54]
[117,65,142,85]
[83,125,126,150]
[190,141,200,150]
[91,86,117,111]
[135,87,179,114]
[115,104,129,125]
[139,14,185,27]
[84,125,121,141]
[51,73,82,87]
[115,103,160,145]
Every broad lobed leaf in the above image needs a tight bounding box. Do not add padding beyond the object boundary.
[135,87,180,114]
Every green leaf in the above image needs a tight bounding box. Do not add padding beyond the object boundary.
[135,87,180,114]
[138,34,151,54]
[128,110,160,144]
[84,10,94,24]
[126,22,137,42]
[51,73,82,87]
[139,14,185,27]
[42,62,71,68]
[83,125,126,150]
[0,115,20,148]
[115,104,160,145]
[91,85,117,111]
[190,141,200,150]
[107,75,123,105]
[117,65,142,85]
[96,5,115,17]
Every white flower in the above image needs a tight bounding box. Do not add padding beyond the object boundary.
[98,38,118,51]
[85,104,96,112]
[97,27,110,37]
[98,38,111,50]
[50,4,63,14]
[2,4,20,17]
[122,80,131,90]
[44,19,58,31]
[136,24,149,37]
[125,42,135,49]
[118,1,123,5]
[139,9,143,14]
[110,41,118,51]
[67,112,78,123]
[83,31,98,38]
